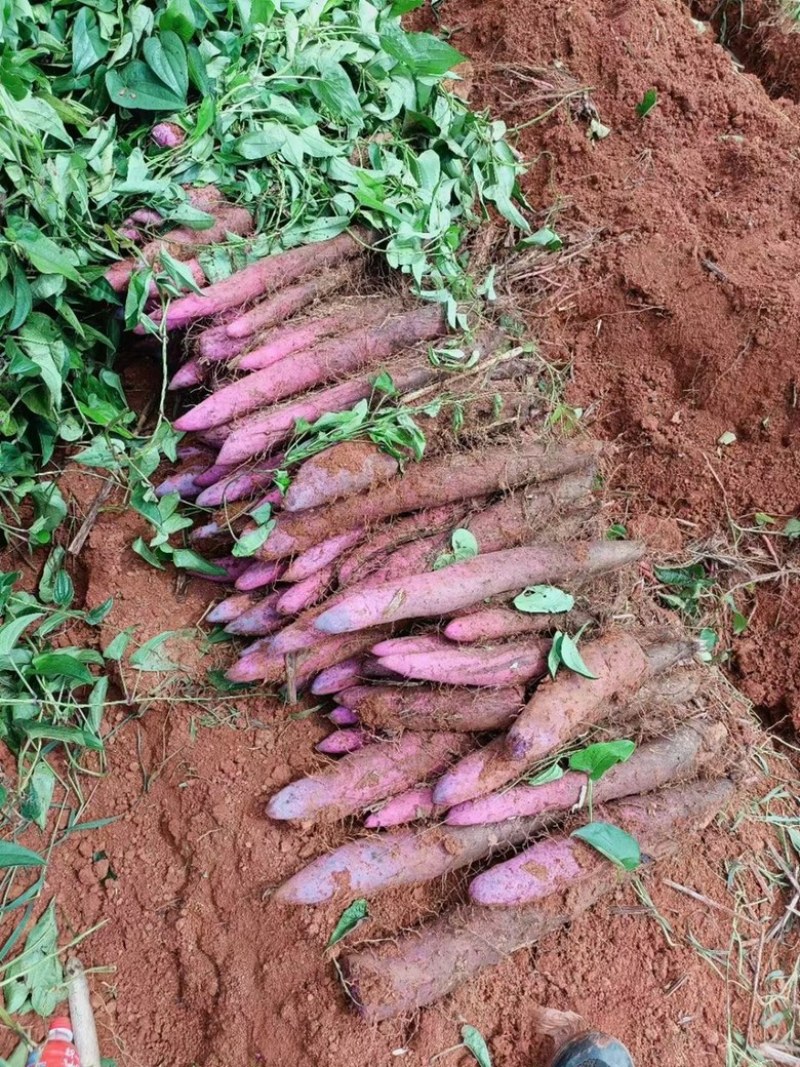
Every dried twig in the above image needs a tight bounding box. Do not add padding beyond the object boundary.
[67,480,114,557]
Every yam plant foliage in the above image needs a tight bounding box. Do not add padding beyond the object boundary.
[0,0,529,544]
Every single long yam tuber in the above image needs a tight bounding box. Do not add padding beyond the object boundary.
[174,305,446,431]
[154,464,206,500]
[337,684,525,732]
[199,555,252,583]
[275,563,336,616]
[207,590,261,625]
[225,265,352,339]
[316,540,643,635]
[353,469,596,595]
[169,356,205,391]
[193,462,235,489]
[444,606,592,644]
[283,530,365,584]
[234,560,285,592]
[371,634,451,657]
[266,730,470,822]
[284,441,399,513]
[316,729,369,755]
[329,706,360,726]
[432,637,692,809]
[233,313,350,371]
[447,718,727,825]
[311,658,365,695]
[142,229,370,331]
[340,778,735,1020]
[376,638,550,688]
[505,631,651,762]
[364,787,437,829]
[274,725,728,906]
[274,815,546,905]
[225,591,283,636]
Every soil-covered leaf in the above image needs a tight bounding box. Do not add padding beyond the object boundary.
[572,821,641,870]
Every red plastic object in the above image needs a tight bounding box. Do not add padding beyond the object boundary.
[26,1016,81,1066]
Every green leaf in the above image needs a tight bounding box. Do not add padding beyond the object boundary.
[9,219,82,283]
[314,63,363,124]
[159,0,197,41]
[380,28,467,77]
[16,314,70,409]
[558,632,599,679]
[390,0,424,12]
[17,722,103,750]
[433,528,478,570]
[88,676,109,734]
[72,8,109,76]
[38,547,66,604]
[232,522,276,558]
[0,613,46,656]
[0,842,46,869]
[158,248,203,294]
[132,536,166,570]
[653,563,711,589]
[130,629,193,671]
[569,740,636,781]
[636,88,658,118]
[172,549,227,576]
[547,631,564,679]
[20,762,56,830]
[327,898,368,948]
[124,269,154,330]
[606,523,628,541]
[234,125,287,160]
[526,762,565,786]
[572,821,641,870]
[86,597,114,626]
[697,627,718,662]
[142,31,189,98]
[248,501,274,524]
[784,518,800,540]
[106,62,186,111]
[462,1025,493,1067]
[53,570,74,608]
[103,628,135,662]
[30,653,94,686]
[513,585,574,615]
[519,226,563,252]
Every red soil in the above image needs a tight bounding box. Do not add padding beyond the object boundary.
[456,0,800,729]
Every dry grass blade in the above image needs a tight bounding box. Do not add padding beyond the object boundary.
[758,1044,800,1066]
